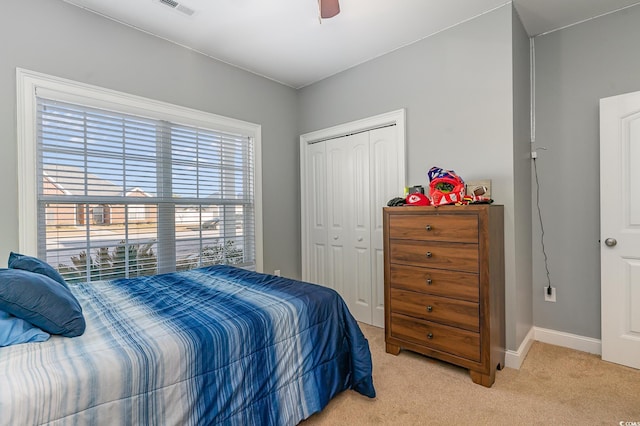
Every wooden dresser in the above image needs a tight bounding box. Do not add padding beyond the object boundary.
[383,205,505,387]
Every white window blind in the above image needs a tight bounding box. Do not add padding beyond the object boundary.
[37,97,256,283]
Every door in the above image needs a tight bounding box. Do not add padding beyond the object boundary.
[304,141,327,286]
[301,109,406,327]
[326,136,349,297]
[369,126,402,327]
[600,90,640,369]
[323,128,399,327]
[347,132,373,324]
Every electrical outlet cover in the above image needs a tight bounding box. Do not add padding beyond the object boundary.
[544,287,556,302]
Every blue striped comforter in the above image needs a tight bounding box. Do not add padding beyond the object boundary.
[0,265,375,425]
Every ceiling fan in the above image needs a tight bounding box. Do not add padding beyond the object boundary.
[319,0,340,19]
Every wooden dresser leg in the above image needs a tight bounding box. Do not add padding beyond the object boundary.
[385,343,400,355]
[469,370,495,387]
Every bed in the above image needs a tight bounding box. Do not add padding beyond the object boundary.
[0,265,375,425]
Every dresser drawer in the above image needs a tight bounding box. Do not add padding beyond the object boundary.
[389,264,479,302]
[390,288,479,332]
[390,313,480,362]
[389,240,479,273]
[388,214,478,243]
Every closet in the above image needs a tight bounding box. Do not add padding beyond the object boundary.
[300,110,405,327]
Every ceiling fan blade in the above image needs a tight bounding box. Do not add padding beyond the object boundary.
[320,0,340,19]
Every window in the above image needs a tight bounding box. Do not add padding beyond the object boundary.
[18,69,262,283]
[92,205,105,224]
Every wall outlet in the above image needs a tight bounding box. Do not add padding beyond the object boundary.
[274,269,281,276]
[544,286,556,302]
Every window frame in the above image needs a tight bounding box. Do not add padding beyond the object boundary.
[16,68,263,273]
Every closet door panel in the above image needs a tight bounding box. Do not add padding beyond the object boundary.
[326,137,349,295]
[306,142,327,285]
[370,126,400,327]
[349,133,372,323]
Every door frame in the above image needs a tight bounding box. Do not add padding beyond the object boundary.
[300,109,406,282]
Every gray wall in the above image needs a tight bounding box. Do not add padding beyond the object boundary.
[299,4,530,351]
[511,8,534,349]
[0,0,300,277]
[533,4,640,338]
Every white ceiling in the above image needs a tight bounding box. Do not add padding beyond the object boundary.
[61,0,640,89]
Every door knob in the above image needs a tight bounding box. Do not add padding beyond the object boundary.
[333,235,339,240]
[604,238,617,247]
[357,237,363,242]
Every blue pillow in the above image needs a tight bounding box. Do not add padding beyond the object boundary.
[8,252,69,290]
[0,268,85,337]
[0,309,50,347]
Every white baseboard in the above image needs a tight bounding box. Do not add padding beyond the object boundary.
[504,326,601,370]
[534,326,601,355]
[505,327,536,369]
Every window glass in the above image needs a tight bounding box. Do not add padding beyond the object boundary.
[36,98,255,283]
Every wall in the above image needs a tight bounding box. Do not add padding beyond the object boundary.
[510,8,534,350]
[533,4,640,339]
[0,0,300,277]
[299,4,531,351]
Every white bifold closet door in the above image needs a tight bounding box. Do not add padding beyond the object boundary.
[304,125,400,327]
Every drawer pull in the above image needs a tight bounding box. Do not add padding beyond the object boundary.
[426,305,433,312]
[425,252,432,258]
[426,278,433,285]
[425,225,432,231]
[427,332,434,339]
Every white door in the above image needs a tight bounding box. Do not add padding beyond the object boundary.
[347,132,373,324]
[301,109,406,327]
[305,141,327,286]
[600,90,640,369]
[326,136,349,296]
[369,126,402,328]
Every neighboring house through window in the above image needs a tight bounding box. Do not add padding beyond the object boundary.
[17,69,262,283]
[92,205,105,225]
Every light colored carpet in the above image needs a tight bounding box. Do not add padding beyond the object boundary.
[301,323,640,425]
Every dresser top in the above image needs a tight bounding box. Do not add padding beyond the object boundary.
[384,204,502,213]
